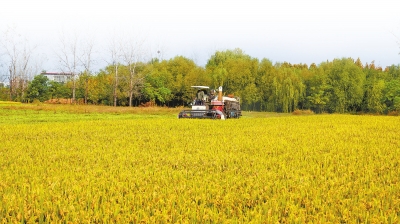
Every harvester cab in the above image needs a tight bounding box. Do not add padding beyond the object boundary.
[178,86,241,119]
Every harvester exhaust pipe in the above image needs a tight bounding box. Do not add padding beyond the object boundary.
[218,86,223,101]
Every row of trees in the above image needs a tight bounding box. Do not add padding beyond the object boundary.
[4,48,399,114]
[0,27,41,102]
[0,27,146,104]
[1,26,399,113]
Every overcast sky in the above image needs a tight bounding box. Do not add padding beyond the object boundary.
[1,0,400,73]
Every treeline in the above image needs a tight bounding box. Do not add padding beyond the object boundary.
[1,48,400,114]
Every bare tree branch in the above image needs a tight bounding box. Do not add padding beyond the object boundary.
[121,34,146,107]
[54,30,80,102]
[1,26,38,101]
[78,36,96,104]
[106,33,122,107]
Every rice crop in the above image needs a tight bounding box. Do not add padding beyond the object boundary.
[0,106,399,223]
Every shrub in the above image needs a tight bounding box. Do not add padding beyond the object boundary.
[292,109,314,115]
[140,101,156,107]
[387,111,399,116]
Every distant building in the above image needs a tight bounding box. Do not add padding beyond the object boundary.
[41,72,74,83]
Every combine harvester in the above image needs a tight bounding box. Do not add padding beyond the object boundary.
[178,86,241,119]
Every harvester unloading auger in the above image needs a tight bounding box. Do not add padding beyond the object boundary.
[178,86,241,119]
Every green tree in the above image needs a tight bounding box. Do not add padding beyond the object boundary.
[276,65,305,113]
[164,56,204,106]
[224,57,258,105]
[143,60,173,105]
[48,81,71,100]
[366,80,386,113]
[0,83,10,101]
[243,83,260,111]
[206,48,252,92]
[362,61,387,113]
[26,74,50,102]
[323,58,366,113]
[257,62,305,113]
[95,65,126,106]
[383,79,400,111]
[257,59,277,111]
[305,64,329,113]
[206,49,259,110]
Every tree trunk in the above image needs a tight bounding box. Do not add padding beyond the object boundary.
[129,78,133,107]
[9,79,13,101]
[84,77,88,104]
[128,64,136,107]
[113,64,118,107]
[72,77,76,104]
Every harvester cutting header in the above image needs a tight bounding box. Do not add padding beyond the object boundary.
[178,86,241,119]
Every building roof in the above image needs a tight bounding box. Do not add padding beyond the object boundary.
[41,72,74,76]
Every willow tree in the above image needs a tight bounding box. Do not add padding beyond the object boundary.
[257,59,277,111]
[272,64,305,113]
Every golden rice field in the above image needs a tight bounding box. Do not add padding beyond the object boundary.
[0,103,399,223]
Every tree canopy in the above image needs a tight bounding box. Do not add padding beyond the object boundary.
[2,48,400,114]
